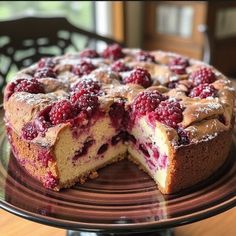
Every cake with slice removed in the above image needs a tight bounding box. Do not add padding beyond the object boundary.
[4,45,235,194]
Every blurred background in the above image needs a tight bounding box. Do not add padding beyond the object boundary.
[1,1,236,84]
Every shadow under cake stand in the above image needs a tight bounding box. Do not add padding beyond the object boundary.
[0,114,235,236]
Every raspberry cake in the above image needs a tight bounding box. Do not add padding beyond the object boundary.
[3,44,235,194]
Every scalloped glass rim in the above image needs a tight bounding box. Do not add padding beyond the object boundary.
[1,197,235,233]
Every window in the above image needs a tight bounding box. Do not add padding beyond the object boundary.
[0,2,120,86]
[0,1,97,84]
[0,1,95,31]
[156,4,194,38]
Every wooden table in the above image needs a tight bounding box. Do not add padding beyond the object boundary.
[0,207,235,236]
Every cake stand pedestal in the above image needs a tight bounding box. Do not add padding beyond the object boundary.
[66,230,173,236]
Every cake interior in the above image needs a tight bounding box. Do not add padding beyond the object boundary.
[48,112,172,190]
[128,117,172,189]
[54,115,127,186]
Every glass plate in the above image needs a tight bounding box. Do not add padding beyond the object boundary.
[0,108,235,233]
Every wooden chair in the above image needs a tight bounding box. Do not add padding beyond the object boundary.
[0,16,119,90]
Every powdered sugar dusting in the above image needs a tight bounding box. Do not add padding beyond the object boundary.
[13,91,68,106]
[4,47,234,149]
[201,132,218,142]
[195,102,222,117]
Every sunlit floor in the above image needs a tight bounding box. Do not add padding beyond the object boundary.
[0,208,235,236]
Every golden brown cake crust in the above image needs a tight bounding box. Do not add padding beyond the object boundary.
[3,48,235,194]
[163,128,233,194]
[7,126,60,190]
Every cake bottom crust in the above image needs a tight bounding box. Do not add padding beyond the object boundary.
[6,126,233,194]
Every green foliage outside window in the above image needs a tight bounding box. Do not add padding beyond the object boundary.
[0,1,94,30]
[0,1,95,85]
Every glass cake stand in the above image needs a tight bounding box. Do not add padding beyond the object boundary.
[0,108,235,236]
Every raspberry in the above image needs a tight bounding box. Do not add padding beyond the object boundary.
[169,65,186,75]
[189,83,216,98]
[49,100,77,125]
[72,78,101,94]
[70,90,88,104]
[136,51,155,63]
[71,92,99,117]
[73,139,95,161]
[169,57,189,67]
[177,128,190,145]
[111,131,129,145]
[139,144,150,157]
[34,116,51,133]
[38,57,55,68]
[38,149,54,167]
[124,67,152,88]
[153,100,183,128]
[14,79,45,94]
[5,79,24,99]
[72,61,96,76]
[102,44,124,60]
[109,100,126,129]
[190,67,216,86]
[34,67,57,79]
[43,171,58,189]
[79,49,99,58]
[132,90,166,116]
[111,61,130,72]
[77,94,99,116]
[167,81,178,89]
[97,143,109,155]
[22,122,38,140]
[38,105,52,122]
[169,57,189,75]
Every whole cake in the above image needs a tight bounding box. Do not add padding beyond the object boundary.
[3,44,235,194]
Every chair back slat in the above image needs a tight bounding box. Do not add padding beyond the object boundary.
[0,16,120,90]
